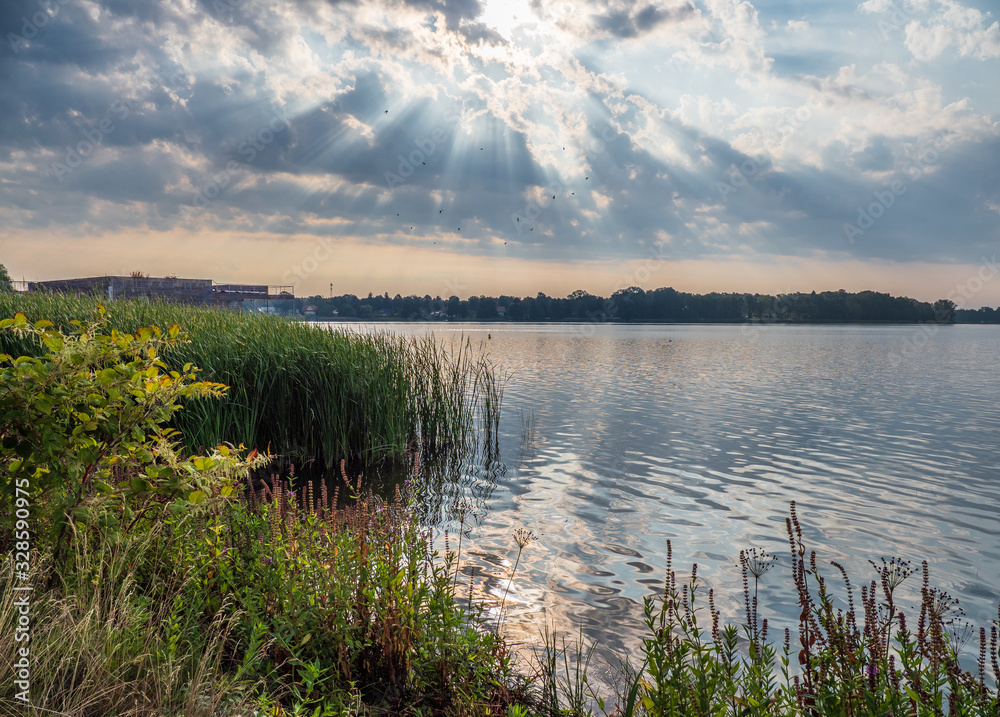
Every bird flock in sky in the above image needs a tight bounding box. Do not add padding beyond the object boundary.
[385,107,593,246]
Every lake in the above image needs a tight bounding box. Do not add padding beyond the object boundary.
[327,321,1000,669]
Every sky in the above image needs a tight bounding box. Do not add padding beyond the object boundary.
[1,0,999,305]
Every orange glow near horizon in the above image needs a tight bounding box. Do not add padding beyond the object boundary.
[4,229,998,308]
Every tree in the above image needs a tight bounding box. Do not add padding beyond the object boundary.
[933,299,956,324]
[0,263,11,292]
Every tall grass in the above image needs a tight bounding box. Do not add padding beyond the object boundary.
[0,537,260,716]
[0,292,503,469]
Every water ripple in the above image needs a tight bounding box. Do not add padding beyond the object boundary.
[375,323,1000,656]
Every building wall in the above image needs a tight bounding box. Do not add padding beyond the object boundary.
[28,276,289,307]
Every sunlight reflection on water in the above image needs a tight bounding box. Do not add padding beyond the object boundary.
[323,321,1000,671]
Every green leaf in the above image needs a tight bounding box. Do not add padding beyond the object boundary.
[146,465,171,479]
[34,320,53,330]
[188,490,207,504]
[42,336,64,352]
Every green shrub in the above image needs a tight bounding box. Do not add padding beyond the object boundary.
[0,309,264,560]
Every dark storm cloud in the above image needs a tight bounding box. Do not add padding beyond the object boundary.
[401,0,483,31]
[593,2,696,39]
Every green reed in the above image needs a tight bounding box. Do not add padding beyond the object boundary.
[0,292,503,468]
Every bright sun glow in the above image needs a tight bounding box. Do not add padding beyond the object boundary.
[478,0,536,39]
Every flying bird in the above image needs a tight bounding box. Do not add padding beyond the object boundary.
[552,195,555,199]
[384,109,388,114]
[585,176,589,180]
[439,209,443,213]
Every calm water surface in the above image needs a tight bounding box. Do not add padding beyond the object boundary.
[329,322,1000,663]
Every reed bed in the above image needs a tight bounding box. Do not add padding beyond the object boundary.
[0,292,503,468]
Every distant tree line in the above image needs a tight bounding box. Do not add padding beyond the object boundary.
[954,307,1000,323]
[286,287,976,324]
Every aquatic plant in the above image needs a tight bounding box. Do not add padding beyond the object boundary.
[0,292,503,469]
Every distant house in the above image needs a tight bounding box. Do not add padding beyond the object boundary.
[303,304,318,317]
[497,306,506,318]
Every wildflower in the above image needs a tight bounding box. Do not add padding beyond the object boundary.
[513,527,536,549]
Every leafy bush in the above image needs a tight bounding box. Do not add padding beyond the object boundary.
[0,309,263,560]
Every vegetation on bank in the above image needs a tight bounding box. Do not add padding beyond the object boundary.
[0,292,503,470]
[0,312,530,715]
[2,307,998,716]
[287,288,958,325]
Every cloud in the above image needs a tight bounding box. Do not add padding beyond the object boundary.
[857,0,1000,60]
[1,0,998,289]
[592,2,697,39]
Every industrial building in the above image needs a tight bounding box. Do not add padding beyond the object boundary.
[26,275,294,310]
